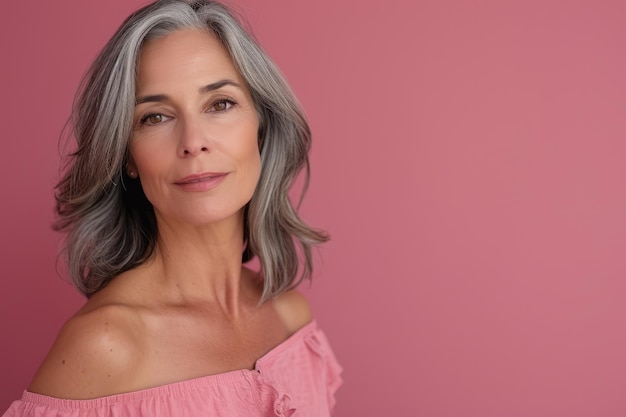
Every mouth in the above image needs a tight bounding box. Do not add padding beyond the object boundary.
[174,172,227,184]
[174,172,228,191]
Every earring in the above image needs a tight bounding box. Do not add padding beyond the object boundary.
[128,169,138,179]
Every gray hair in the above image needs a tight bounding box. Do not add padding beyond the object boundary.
[54,0,328,302]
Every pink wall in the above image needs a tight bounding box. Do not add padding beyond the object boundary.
[2,0,626,415]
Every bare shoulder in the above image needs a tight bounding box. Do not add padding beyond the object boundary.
[272,289,314,335]
[29,303,144,399]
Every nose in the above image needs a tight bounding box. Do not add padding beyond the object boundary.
[177,114,211,157]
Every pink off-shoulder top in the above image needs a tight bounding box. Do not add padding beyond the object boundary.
[3,321,342,417]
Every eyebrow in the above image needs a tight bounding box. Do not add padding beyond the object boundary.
[135,79,243,105]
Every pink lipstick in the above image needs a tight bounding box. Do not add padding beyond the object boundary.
[174,172,228,192]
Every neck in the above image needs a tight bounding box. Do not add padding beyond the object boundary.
[144,211,255,315]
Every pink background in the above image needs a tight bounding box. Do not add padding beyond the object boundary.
[2,0,626,415]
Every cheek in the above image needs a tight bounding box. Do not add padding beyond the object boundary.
[243,131,262,180]
[129,142,170,197]
[131,139,165,175]
[248,152,262,187]
[223,121,261,187]
[235,139,262,195]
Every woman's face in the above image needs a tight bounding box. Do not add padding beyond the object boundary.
[129,29,260,229]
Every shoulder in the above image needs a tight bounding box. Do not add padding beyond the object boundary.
[29,303,145,399]
[272,289,314,335]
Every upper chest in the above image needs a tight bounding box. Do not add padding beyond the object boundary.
[131,302,290,385]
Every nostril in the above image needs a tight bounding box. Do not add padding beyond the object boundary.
[181,146,208,156]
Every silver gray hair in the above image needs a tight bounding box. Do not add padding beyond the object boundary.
[54,0,328,302]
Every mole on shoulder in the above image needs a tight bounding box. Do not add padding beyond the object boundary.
[61,360,66,365]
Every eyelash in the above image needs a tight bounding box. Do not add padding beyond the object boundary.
[139,113,169,126]
[138,98,238,126]
[208,98,237,112]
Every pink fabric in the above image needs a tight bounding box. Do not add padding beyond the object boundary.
[3,321,342,417]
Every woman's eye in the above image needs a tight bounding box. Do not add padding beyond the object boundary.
[209,99,235,112]
[140,113,168,126]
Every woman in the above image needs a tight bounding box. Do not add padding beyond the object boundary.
[3,0,341,415]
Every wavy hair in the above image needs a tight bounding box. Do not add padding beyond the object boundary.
[54,0,328,302]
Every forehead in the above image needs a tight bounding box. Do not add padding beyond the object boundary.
[136,29,242,91]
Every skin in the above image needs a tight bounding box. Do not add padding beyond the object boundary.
[28,29,312,400]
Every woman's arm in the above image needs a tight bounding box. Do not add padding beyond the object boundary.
[28,305,143,400]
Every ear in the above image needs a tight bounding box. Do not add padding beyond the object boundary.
[126,159,138,179]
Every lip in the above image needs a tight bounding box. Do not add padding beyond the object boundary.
[174,172,228,192]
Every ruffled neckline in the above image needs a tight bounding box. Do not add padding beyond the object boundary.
[21,320,318,409]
